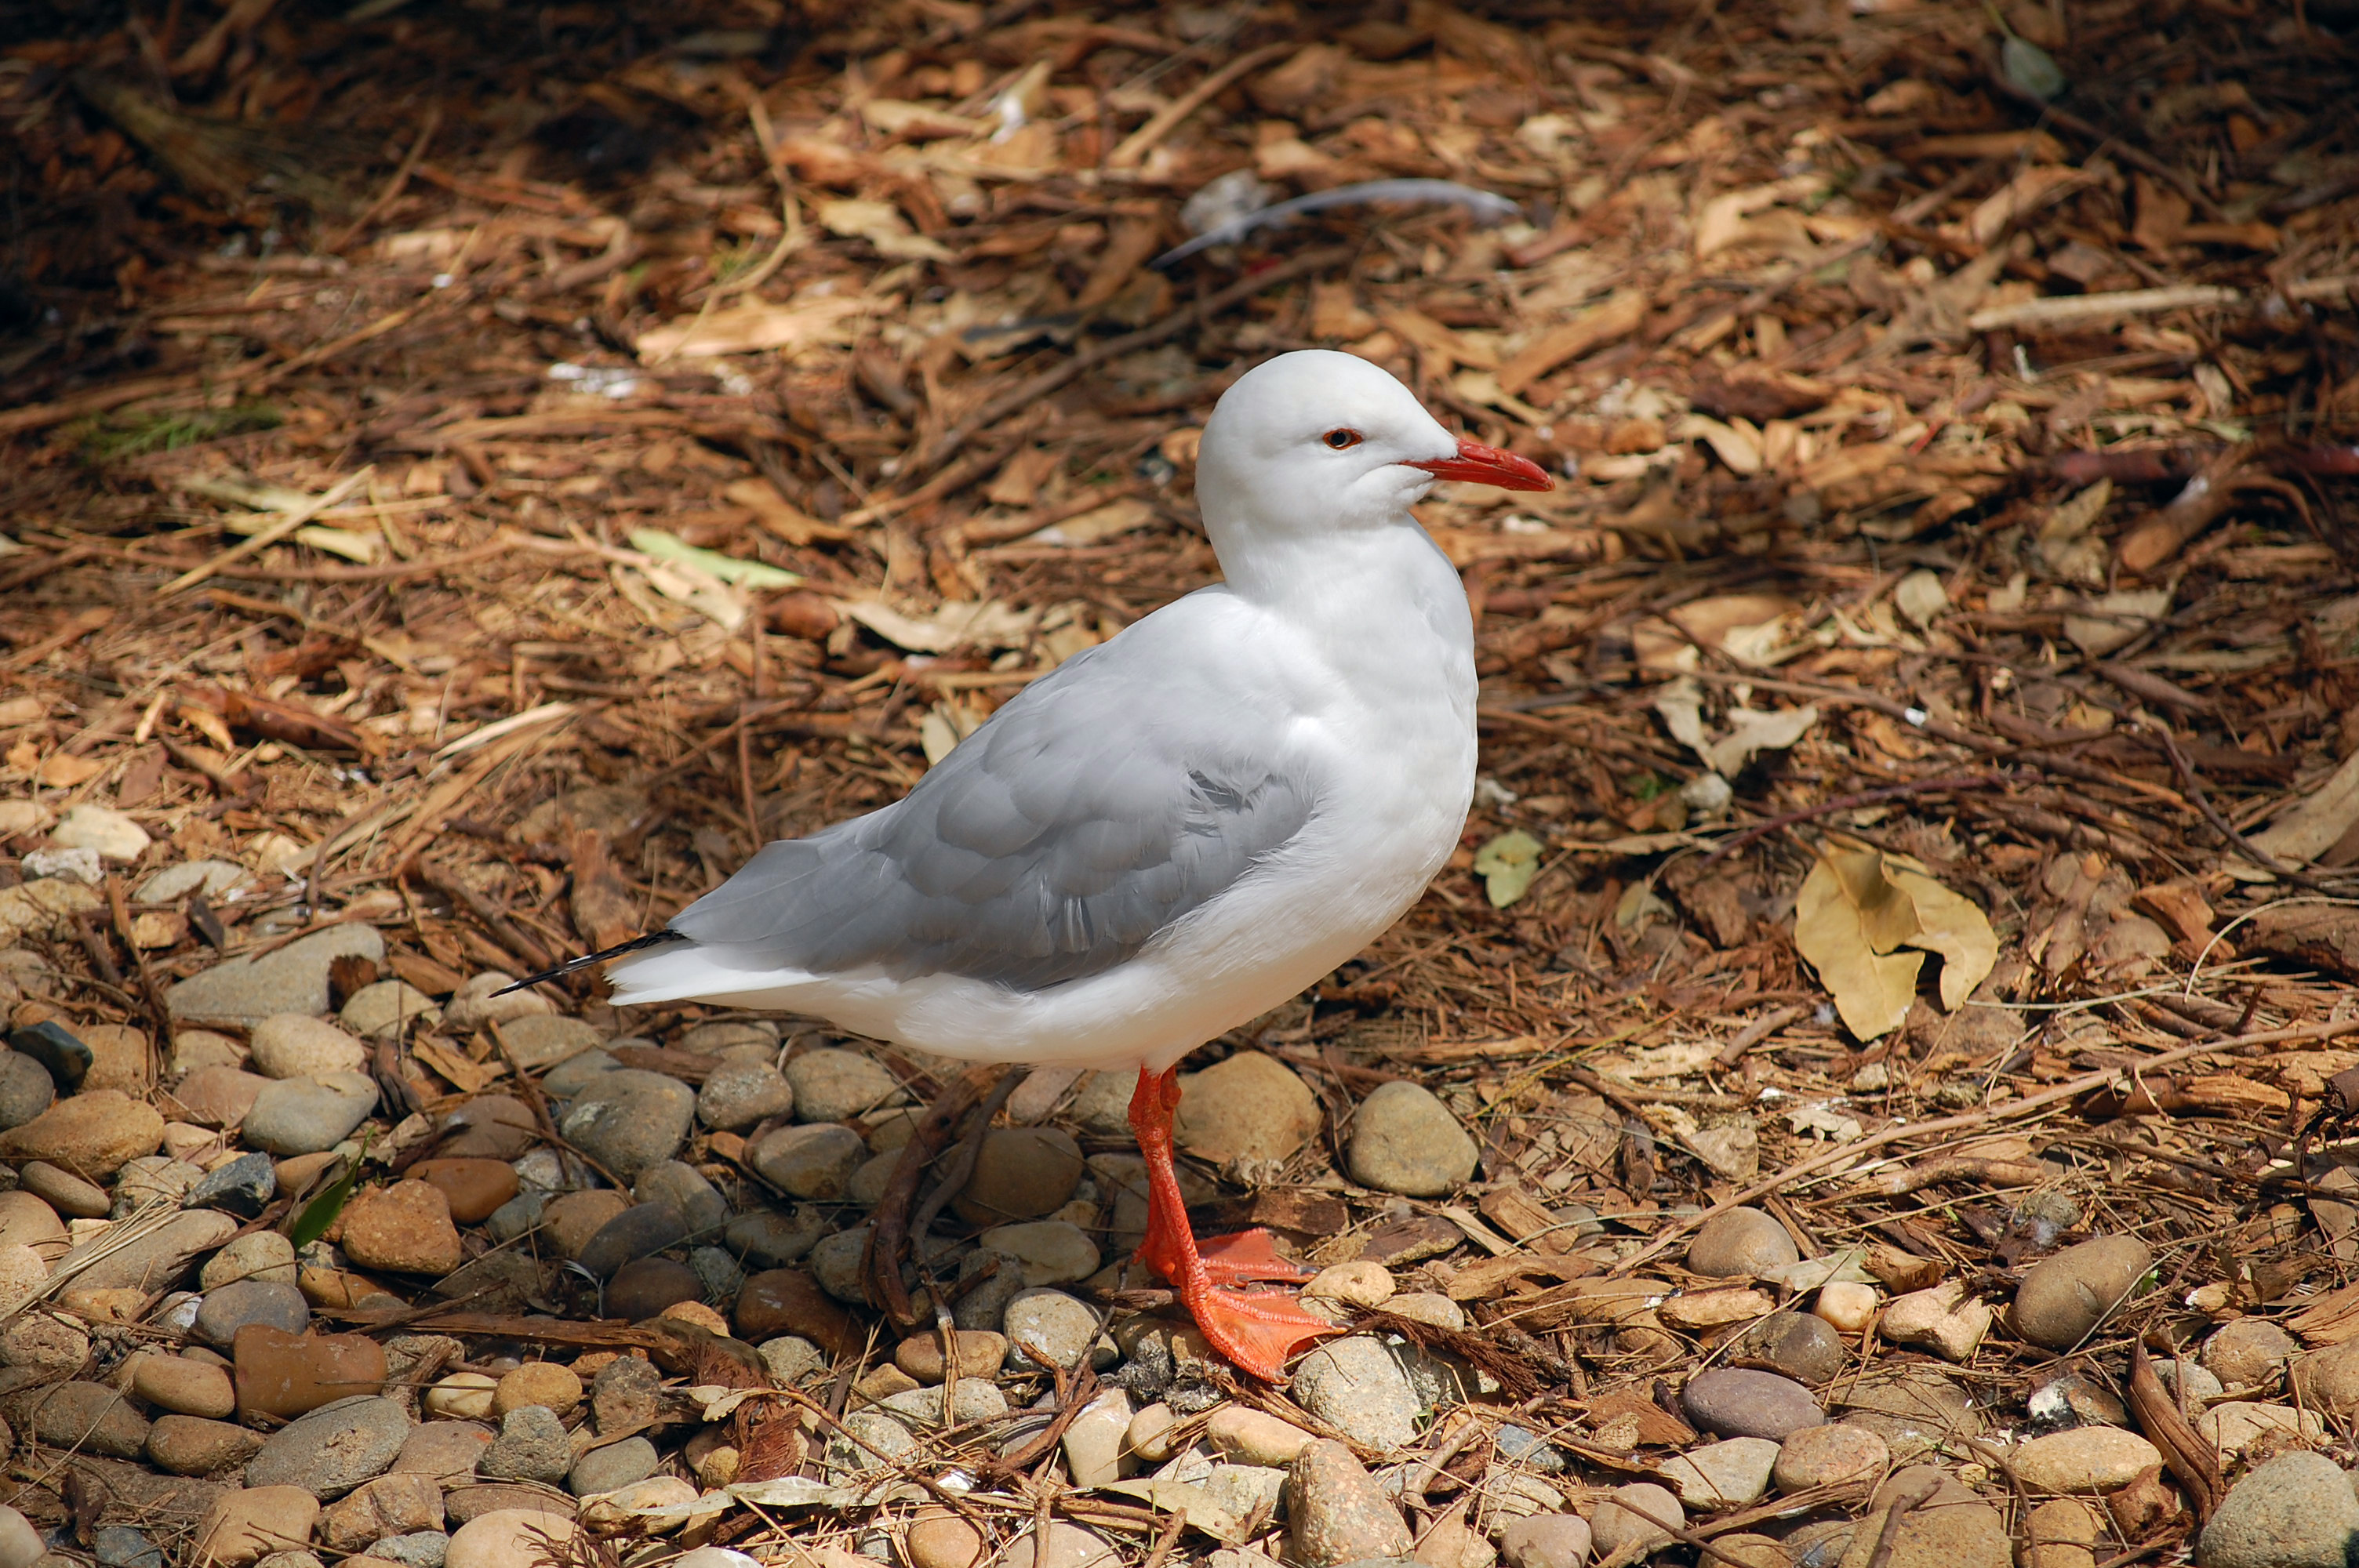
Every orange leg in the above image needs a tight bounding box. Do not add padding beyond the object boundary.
[1128,1065,1338,1381]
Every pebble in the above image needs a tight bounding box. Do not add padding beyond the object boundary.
[478,1406,570,1485]
[22,1381,149,1456]
[339,980,440,1040]
[1067,1072,1135,1138]
[1303,1261,1395,1308]
[1683,1368,1825,1440]
[116,1152,203,1212]
[249,1016,369,1080]
[634,1161,728,1232]
[2010,1428,2163,1493]
[0,1312,84,1370]
[2024,1500,2099,1568]
[165,925,385,1024]
[194,1486,320,1568]
[2198,1402,2325,1457]
[724,1209,825,1269]
[735,1269,860,1356]
[1498,1515,1591,1568]
[1345,1081,1478,1196]
[1773,1424,1888,1492]
[0,1087,162,1177]
[431,1098,533,1160]
[750,1123,867,1199]
[1291,1336,1421,1452]
[906,1512,987,1568]
[576,1203,689,1278]
[2198,1450,2359,1568]
[497,1015,605,1072]
[235,1327,389,1420]
[442,1486,576,1528]
[441,974,552,1033]
[1661,1437,1779,1508]
[540,1052,618,1099]
[1871,1468,2011,1568]
[1125,1402,1177,1463]
[758,1337,823,1385]
[0,1190,64,1254]
[485,1193,544,1244]
[340,1182,464,1275]
[1285,1440,1412,1568]
[895,1330,1007,1385]
[1877,1282,1993,1363]
[203,1230,298,1289]
[1061,1390,1131,1486]
[1009,1523,1117,1568]
[558,1070,696,1181]
[147,1414,263,1475]
[172,1067,269,1127]
[783,1048,905,1122]
[51,804,151,862]
[320,1475,445,1551]
[1003,1289,1102,1374]
[394,1424,491,1483]
[952,1246,1027,1332]
[0,1243,45,1312]
[1685,1208,1801,1278]
[1735,1312,1845,1385]
[445,1511,582,1568]
[187,1152,277,1218]
[976,1221,1100,1287]
[372,1534,449,1568]
[243,1073,380,1156]
[2010,1236,2152,1349]
[950,1127,1085,1224]
[2205,1319,2298,1390]
[20,1161,107,1218]
[492,1364,582,1418]
[194,1279,309,1348]
[423,1376,498,1421]
[1172,1051,1322,1167]
[407,1160,518,1225]
[541,1192,630,1258]
[0,1054,53,1128]
[607,1258,703,1319]
[166,1029,245,1079]
[96,1523,158,1568]
[1591,1483,1684,1558]
[696,1062,794,1131]
[246,1396,413,1497]
[137,859,250,902]
[567,1436,657,1497]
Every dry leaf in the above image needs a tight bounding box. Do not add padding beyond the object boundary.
[2248,746,2359,869]
[1794,843,1996,1039]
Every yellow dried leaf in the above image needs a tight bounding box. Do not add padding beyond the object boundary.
[1793,844,1997,1039]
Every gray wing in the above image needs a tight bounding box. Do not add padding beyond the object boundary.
[667,643,1314,991]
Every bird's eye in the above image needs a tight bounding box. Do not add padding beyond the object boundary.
[1322,428,1362,449]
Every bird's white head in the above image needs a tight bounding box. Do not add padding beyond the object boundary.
[1195,350,1550,565]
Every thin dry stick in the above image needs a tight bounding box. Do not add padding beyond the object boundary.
[1614,1018,2359,1274]
[327,102,442,252]
[162,466,373,596]
[1106,42,1292,168]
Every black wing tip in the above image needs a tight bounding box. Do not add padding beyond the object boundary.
[493,930,689,995]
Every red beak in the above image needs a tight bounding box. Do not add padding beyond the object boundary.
[1404,437,1554,492]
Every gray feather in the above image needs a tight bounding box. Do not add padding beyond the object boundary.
[668,644,1314,991]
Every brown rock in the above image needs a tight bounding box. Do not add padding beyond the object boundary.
[735,1269,860,1356]
[148,1414,266,1475]
[895,1330,1008,1385]
[607,1258,702,1320]
[434,1097,537,1160]
[79,1023,152,1094]
[340,1182,463,1275]
[541,1191,631,1259]
[492,1363,583,1418]
[18,1161,107,1218]
[1172,1051,1322,1167]
[442,1486,576,1526]
[949,1128,1085,1225]
[234,1325,389,1419]
[130,1352,238,1418]
[409,1159,521,1225]
[194,1484,319,1566]
[446,1508,581,1568]
[906,1512,987,1568]
[15,1379,149,1456]
[1286,1439,1412,1568]
[320,1473,445,1552]
[0,1090,163,1178]
[392,1420,491,1482]
[0,1189,64,1254]
[169,1068,269,1127]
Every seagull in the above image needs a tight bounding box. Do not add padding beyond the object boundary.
[547,350,1549,1378]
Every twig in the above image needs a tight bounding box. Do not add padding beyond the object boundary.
[1698,774,2007,865]
[1106,42,1292,169]
[326,103,441,252]
[161,467,373,597]
[2146,725,2330,889]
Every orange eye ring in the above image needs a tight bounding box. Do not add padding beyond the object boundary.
[1322,428,1362,449]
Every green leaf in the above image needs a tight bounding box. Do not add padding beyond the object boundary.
[1471,829,1545,908]
[628,528,803,590]
[287,1137,369,1250]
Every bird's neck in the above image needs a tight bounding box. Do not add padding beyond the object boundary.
[1211,514,1472,655]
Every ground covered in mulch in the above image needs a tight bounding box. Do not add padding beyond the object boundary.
[7,1,2359,1566]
